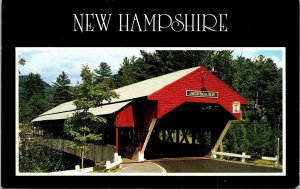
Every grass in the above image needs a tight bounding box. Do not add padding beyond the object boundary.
[90,165,121,173]
[216,156,281,168]
[251,159,281,168]
[107,167,121,173]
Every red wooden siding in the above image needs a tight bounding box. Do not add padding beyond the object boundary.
[148,67,248,119]
[115,104,135,127]
[115,100,157,129]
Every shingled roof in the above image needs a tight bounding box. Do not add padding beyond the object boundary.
[32,66,200,122]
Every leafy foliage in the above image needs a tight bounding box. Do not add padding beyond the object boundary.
[20,94,48,123]
[64,64,118,168]
[93,164,106,172]
[19,126,71,172]
[23,73,45,100]
[115,57,140,87]
[223,123,282,157]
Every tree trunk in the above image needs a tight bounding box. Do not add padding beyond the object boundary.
[81,151,84,169]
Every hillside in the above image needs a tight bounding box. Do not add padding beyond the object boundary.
[19,75,52,88]
[19,75,54,104]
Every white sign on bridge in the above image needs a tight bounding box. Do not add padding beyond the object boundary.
[232,101,240,113]
[186,90,218,98]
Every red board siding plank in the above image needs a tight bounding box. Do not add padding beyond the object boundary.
[115,104,135,127]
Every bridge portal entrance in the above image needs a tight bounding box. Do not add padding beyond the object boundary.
[145,102,235,159]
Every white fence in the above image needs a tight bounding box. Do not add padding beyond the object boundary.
[105,153,122,170]
[211,150,279,165]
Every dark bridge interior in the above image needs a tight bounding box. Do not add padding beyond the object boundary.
[145,102,235,159]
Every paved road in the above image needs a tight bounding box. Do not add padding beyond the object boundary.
[152,158,282,173]
[118,162,166,173]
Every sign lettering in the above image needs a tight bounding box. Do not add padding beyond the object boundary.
[186,90,218,98]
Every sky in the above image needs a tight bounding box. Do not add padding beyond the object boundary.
[17,47,284,86]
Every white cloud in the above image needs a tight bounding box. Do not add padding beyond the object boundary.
[232,50,283,68]
[267,56,283,68]
[18,47,155,86]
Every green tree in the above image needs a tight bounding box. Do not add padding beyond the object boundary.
[93,62,112,84]
[22,94,48,122]
[263,69,282,129]
[64,64,118,168]
[232,55,280,124]
[115,57,139,87]
[209,51,235,87]
[24,73,45,100]
[20,73,47,123]
[223,123,250,154]
[52,71,71,107]
[19,72,68,173]
[223,123,281,157]
[19,125,72,172]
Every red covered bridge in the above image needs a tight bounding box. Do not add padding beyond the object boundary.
[33,66,247,162]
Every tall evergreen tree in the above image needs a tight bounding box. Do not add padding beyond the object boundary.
[115,57,139,87]
[23,73,45,100]
[64,64,118,168]
[21,73,46,123]
[93,62,112,84]
[52,71,71,107]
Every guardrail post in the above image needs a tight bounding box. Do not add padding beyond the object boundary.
[138,152,145,162]
[241,152,246,163]
[114,153,118,162]
[211,150,217,159]
[75,165,80,170]
[106,161,111,172]
[275,155,278,166]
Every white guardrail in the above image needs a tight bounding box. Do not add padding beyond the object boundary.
[105,153,122,170]
[211,151,279,165]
